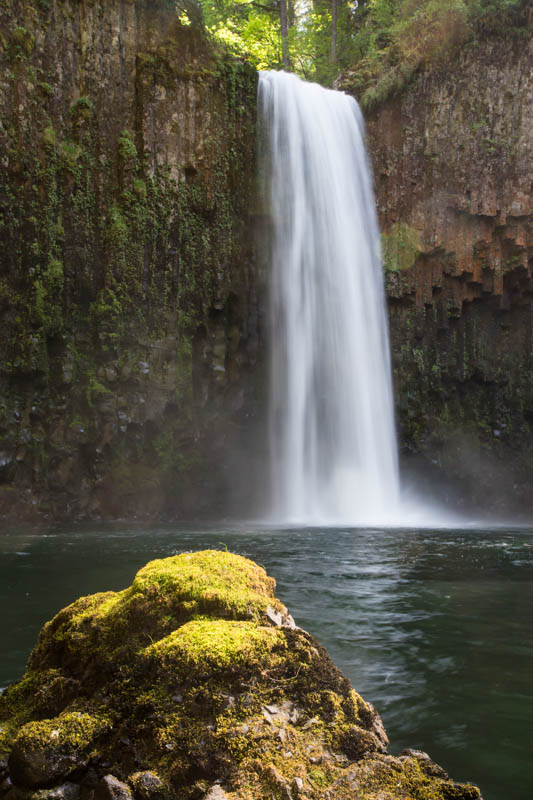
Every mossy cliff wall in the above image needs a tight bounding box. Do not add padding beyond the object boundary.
[363,30,533,514]
[0,0,258,521]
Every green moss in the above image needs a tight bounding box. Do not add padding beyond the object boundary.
[31,258,64,336]
[133,178,147,199]
[107,204,128,246]
[130,550,281,621]
[59,140,82,172]
[382,222,421,273]
[43,125,57,147]
[145,619,285,671]
[86,376,111,407]
[0,672,51,757]
[28,551,284,682]
[308,768,329,789]
[11,26,35,57]
[13,712,108,754]
[118,129,138,162]
[69,96,93,120]
[38,81,53,96]
[128,771,166,799]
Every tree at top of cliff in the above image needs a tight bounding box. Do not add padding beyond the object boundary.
[194,0,529,90]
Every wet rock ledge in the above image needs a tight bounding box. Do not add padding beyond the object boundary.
[0,550,481,800]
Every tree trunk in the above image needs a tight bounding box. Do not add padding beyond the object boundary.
[280,0,290,69]
[331,0,337,63]
[288,0,295,29]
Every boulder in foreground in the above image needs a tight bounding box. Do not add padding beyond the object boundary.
[0,550,482,800]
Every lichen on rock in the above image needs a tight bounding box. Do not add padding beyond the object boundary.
[9,712,109,788]
[0,550,482,800]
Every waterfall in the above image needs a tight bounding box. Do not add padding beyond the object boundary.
[259,70,401,526]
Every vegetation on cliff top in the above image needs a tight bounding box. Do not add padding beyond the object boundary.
[0,549,481,800]
[194,0,529,95]
[336,0,530,107]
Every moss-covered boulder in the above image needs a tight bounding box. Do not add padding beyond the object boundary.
[0,550,482,800]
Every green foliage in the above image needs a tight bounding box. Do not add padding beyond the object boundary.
[339,0,528,106]
[201,0,282,69]
[118,129,138,163]
[197,0,528,91]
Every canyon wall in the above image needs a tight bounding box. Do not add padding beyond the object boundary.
[363,31,533,515]
[0,0,259,522]
[1,1,532,522]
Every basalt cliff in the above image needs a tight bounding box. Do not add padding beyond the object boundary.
[0,0,259,522]
[0,0,532,521]
[362,27,533,515]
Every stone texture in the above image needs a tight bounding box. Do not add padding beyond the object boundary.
[361,31,533,514]
[32,783,81,800]
[203,787,229,800]
[94,776,132,800]
[0,0,260,523]
[7,713,104,788]
[8,739,86,788]
[127,772,163,800]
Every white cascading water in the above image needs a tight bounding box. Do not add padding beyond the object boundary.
[259,70,401,526]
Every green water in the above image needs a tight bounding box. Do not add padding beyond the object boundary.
[1,524,532,800]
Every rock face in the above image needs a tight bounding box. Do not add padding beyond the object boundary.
[0,0,259,522]
[2,1,532,522]
[0,550,481,800]
[362,28,533,514]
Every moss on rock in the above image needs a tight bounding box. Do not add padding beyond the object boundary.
[145,619,286,672]
[381,222,421,273]
[9,713,109,787]
[29,551,286,680]
[0,550,481,800]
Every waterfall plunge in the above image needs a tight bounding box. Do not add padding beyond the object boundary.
[260,70,401,526]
